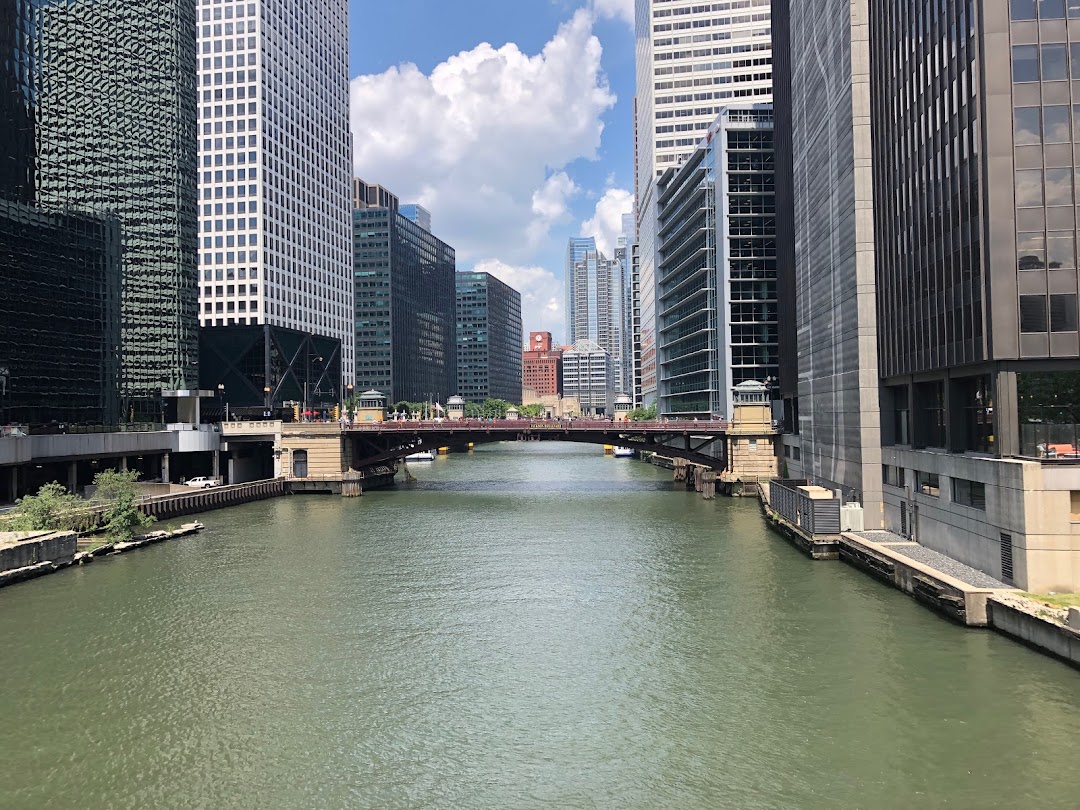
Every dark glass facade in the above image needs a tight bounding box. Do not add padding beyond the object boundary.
[456,272,523,404]
[0,199,121,425]
[200,325,342,416]
[0,0,199,421]
[353,208,457,404]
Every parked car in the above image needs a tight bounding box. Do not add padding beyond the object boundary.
[185,476,220,489]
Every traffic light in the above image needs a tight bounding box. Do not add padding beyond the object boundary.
[292,404,299,422]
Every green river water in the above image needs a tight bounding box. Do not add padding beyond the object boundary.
[1,442,1079,809]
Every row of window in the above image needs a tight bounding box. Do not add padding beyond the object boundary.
[883,465,987,510]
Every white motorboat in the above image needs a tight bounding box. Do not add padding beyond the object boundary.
[405,450,436,461]
[613,447,635,458]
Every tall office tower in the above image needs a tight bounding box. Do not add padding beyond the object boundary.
[523,332,563,399]
[615,212,636,397]
[771,0,881,520]
[196,0,354,389]
[562,340,613,416]
[456,272,523,404]
[0,0,199,418]
[400,204,432,233]
[867,0,1080,592]
[635,0,773,406]
[564,237,624,394]
[656,107,776,420]
[353,199,457,405]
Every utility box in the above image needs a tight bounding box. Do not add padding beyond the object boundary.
[840,503,865,532]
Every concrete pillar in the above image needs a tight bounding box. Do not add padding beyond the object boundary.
[67,462,78,495]
[212,450,220,480]
[7,466,17,503]
[119,456,128,472]
[228,456,236,486]
[162,453,171,484]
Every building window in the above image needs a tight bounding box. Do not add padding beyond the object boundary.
[1018,231,1046,270]
[1050,294,1078,332]
[1014,107,1041,145]
[1016,371,1080,456]
[1070,491,1080,522]
[953,479,986,510]
[913,380,946,448]
[1020,295,1048,333]
[916,471,940,497]
[1012,45,1040,83]
[883,465,904,489]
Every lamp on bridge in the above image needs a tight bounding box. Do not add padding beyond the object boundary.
[217,383,228,422]
[263,386,271,414]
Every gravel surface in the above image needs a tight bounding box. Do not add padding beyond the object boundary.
[852,531,1010,589]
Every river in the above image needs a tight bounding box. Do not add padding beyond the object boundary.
[1,442,1079,808]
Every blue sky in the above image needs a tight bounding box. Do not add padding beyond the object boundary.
[347,0,637,342]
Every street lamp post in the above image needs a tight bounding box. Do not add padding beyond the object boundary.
[217,383,228,422]
[263,386,271,416]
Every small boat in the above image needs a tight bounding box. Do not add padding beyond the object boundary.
[613,446,635,458]
[405,449,435,461]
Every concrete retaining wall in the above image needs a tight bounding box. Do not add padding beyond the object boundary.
[139,479,284,520]
[0,531,77,573]
[987,597,1080,670]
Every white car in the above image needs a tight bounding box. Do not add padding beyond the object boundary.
[185,476,220,489]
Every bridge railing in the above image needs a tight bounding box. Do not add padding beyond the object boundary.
[344,419,728,432]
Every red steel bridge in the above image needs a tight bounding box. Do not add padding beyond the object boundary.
[345,419,731,470]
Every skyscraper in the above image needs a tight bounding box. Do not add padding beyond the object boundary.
[523,332,563,399]
[564,237,625,394]
[656,106,777,420]
[867,0,1080,590]
[196,0,354,387]
[771,0,881,516]
[353,196,457,405]
[456,272,523,404]
[635,0,773,405]
[1,0,199,418]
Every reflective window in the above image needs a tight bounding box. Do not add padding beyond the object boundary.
[1018,231,1047,270]
[1051,293,1079,331]
[1039,0,1066,16]
[1047,231,1076,268]
[1015,107,1042,144]
[1013,45,1040,82]
[1045,105,1071,142]
[1011,0,1037,16]
[1015,169,1045,206]
[1042,44,1068,80]
[1046,168,1073,206]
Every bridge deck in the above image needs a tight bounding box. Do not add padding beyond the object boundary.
[344,419,729,434]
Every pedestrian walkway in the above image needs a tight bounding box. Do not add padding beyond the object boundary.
[853,530,1009,590]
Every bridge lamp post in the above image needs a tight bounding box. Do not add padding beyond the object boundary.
[217,383,228,422]
[263,386,271,414]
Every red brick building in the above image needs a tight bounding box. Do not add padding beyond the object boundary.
[522,332,562,398]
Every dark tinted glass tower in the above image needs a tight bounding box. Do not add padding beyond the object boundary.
[353,207,457,404]
[30,0,199,409]
[456,272,523,404]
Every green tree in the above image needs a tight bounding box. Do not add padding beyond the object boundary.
[480,398,511,419]
[626,404,658,421]
[7,482,91,532]
[92,469,155,542]
[465,402,483,419]
[518,403,546,418]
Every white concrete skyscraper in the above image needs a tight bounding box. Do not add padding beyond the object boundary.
[635,0,773,404]
[195,0,354,384]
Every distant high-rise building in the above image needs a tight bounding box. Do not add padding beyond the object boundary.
[616,211,636,397]
[564,237,625,395]
[197,0,354,390]
[657,106,776,420]
[523,331,563,399]
[635,0,773,405]
[353,201,456,404]
[456,272,523,404]
[562,340,613,416]
[400,204,432,233]
[0,0,199,419]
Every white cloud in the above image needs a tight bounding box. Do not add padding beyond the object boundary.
[592,0,635,28]
[526,171,578,248]
[474,259,564,343]
[350,10,616,265]
[579,188,633,257]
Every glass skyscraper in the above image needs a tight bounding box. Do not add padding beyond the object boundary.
[456,272,523,404]
[353,204,457,405]
[0,0,199,421]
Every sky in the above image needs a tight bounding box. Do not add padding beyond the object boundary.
[348,0,637,344]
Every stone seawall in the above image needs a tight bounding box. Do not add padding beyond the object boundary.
[0,531,78,587]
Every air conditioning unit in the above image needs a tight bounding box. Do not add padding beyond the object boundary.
[840,503,865,532]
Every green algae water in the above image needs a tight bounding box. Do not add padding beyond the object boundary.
[2,442,1079,809]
